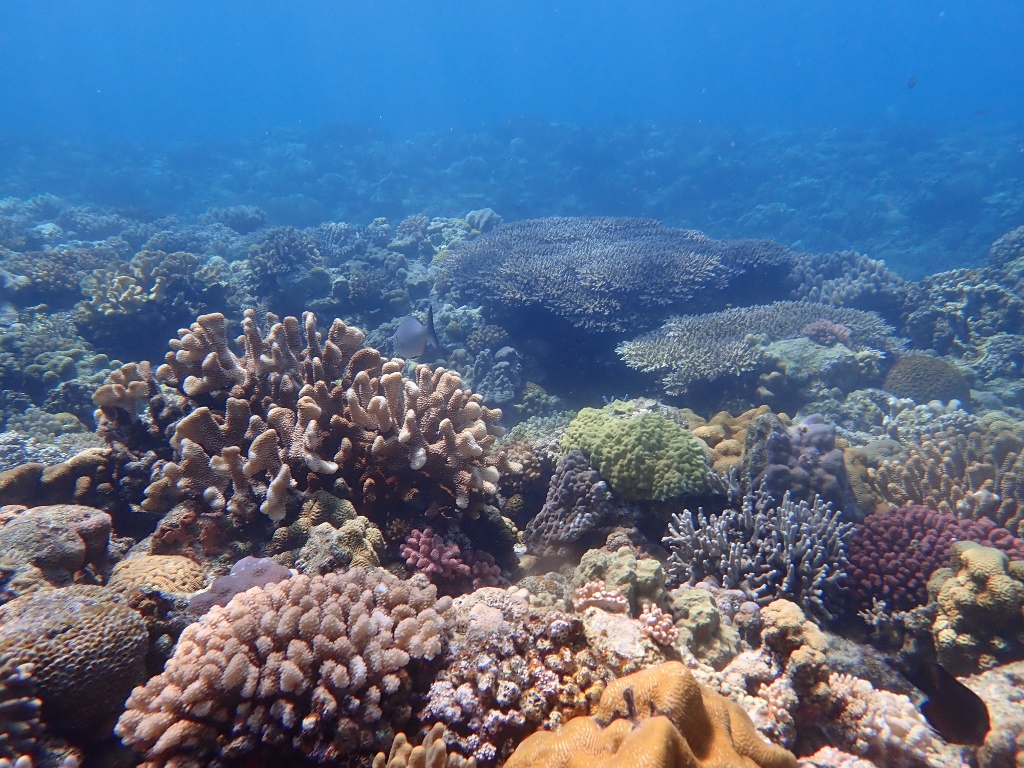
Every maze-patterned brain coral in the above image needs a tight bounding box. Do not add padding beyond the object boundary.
[0,585,148,734]
[107,555,207,595]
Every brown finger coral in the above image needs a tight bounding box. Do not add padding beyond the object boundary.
[116,567,454,767]
[503,661,796,768]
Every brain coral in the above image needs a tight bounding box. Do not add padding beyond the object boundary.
[116,567,454,767]
[882,355,971,404]
[561,404,707,500]
[107,555,206,595]
[0,585,148,735]
[503,660,797,768]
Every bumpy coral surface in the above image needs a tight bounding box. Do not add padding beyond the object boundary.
[0,504,114,588]
[0,585,148,734]
[561,404,707,500]
[0,658,41,763]
[117,568,454,767]
[503,661,797,768]
[929,541,1024,674]
[882,354,971,404]
[107,555,206,595]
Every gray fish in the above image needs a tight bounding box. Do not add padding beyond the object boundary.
[394,305,441,359]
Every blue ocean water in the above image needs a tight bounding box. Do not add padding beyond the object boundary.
[2,1,1023,274]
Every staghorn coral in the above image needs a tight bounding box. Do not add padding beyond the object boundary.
[503,660,797,768]
[138,310,504,523]
[882,354,971,404]
[846,504,1024,612]
[618,301,903,396]
[117,567,454,767]
[523,450,616,557]
[107,555,206,595]
[561,403,708,501]
[0,585,148,735]
[663,488,853,622]
[437,217,795,333]
[929,541,1024,674]
[870,430,1024,535]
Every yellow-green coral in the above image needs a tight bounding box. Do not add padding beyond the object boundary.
[561,402,707,500]
[928,541,1024,674]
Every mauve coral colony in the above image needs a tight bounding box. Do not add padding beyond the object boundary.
[4,208,1024,768]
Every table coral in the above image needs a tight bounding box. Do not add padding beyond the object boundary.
[503,660,797,768]
[929,541,1024,674]
[0,585,147,736]
[117,567,454,767]
[561,404,708,501]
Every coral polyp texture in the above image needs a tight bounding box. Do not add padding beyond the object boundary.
[616,301,902,396]
[436,217,795,333]
[110,309,503,524]
[116,567,454,767]
[502,661,797,768]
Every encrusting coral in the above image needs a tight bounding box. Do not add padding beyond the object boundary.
[99,310,504,528]
[116,567,454,767]
[502,660,797,768]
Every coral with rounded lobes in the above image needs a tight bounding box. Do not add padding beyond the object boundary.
[573,580,630,614]
[0,504,114,588]
[107,555,206,595]
[572,547,668,618]
[847,504,1024,613]
[0,585,148,736]
[929,541,1024,674]
[401,527,501,594]
[0,658,41,765]
[268,491,384,572]
[0,448,112,510]
[502,660,797,768]
[139,309,504,523]
[561,403,708,501]
[882,355,971,404]
[116,567,453,768]
[374,723,476,768]
[638,604,679,646]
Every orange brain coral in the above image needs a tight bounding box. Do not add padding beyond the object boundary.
[503,661,797,768]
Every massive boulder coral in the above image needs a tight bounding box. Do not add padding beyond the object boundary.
[502,660,797,768]
[121,309,503,523]
[116,567,454,767]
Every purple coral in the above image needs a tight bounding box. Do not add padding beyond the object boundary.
[401,528,501,592]
[800,319,852,347]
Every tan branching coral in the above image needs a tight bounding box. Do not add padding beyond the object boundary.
[116,567,454,767]
[504,661,797,768]
[0,658,41,764]
[374,723,476,768]
[137,310,504,523]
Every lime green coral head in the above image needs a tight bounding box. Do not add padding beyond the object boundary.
[561,404,708,500]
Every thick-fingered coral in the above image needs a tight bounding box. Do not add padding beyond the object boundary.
[882,355,971,404]
[663,488,853,622]
[750,414,859,518]
[929,541,1024,674]
[523,450,616,556]
[374,723,476,768]
[0,585,147,735]
[561,404,708,501]
[137,310,504,523]
[847,504,1024,612]
[618,301,903,396]
[503,661,797,768]
[573,580,630,614]
[107,555,206,595]
[0,658,41,763]
[401,528,500,593]
[117,568,454,767]
[438,217,795,333]
[870,430,1024,535]
[788,250,907,319]
[0,505,114,588]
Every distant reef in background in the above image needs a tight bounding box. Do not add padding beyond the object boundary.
[2,119,1023,277]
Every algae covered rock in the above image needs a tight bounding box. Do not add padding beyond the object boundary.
[561,402,708,500]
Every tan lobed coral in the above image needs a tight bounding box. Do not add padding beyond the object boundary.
[929,541,1024,674]
[0,585,148,735]
[503,660,797,768]
[116,567,454,767]
[107,555,206,595]
[135,310,504,523]
[373,723,476,768]
[269,490,383,570]
[0,657,41,764]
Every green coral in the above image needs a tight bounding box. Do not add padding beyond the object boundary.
[561,402,707,500]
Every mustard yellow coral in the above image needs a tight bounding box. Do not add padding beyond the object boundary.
[503,661,797,768]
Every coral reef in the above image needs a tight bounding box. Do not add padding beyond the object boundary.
[561,403,708,501]
[187,555,292,615]
[882,355,971,404]
[401,528,501,593]
[846,504,1024,612]
[618,301,903,396]
[788,250,907,320]
[117,567,454,767]
[663,488,853,622]
[107,555,206,595]
[502,661,797,768]
[374,723,476,768]
[929,541,1024,674]
[438,217,795,333]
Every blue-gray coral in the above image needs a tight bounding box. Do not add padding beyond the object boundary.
[617,300,903,396]
[663,487,853,622]
[437,217,796,333]
[471,346,523,407]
